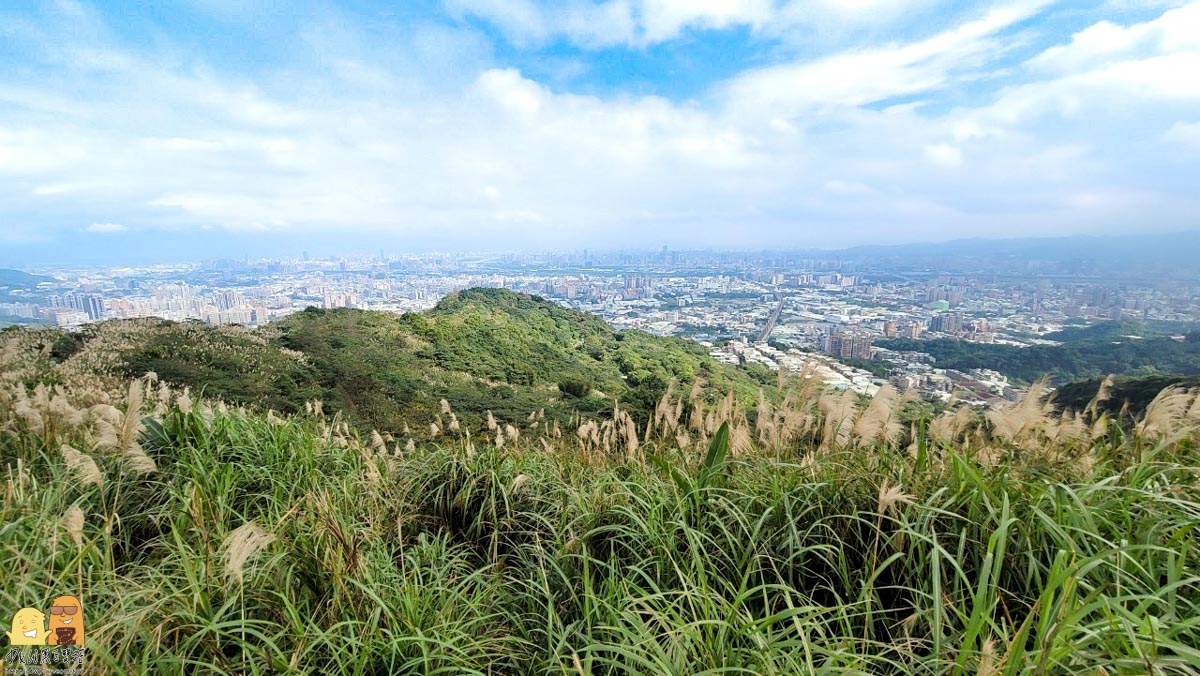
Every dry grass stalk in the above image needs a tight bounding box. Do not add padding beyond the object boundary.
[853,384,901,447]
[13,396,44,431]
[224,522,277,584]
[978,638,997,676]
[176,388,193,414]
[48,394,84,429]
[932,405,975,442]
[118,379,157,474]
[877,480,915,517]
[1084,375,1114,419]
[510,474,530,494]
[63,505,85,550]
[820,390,858,450]
[987,379,1054,444]
[60,444,103,488]
[1138,386,1195,440]
[360,448,382,486]
[653,381,677,437]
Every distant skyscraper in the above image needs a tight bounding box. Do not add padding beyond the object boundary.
[83,295,105,321]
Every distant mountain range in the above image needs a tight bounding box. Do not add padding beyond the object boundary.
[829,230,1200,270]
[0,268,54,288]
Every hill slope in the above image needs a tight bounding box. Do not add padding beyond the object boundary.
[0,268,53,288]
[269,288,760,429]
[12,288,763,433]
[878,319,1200,385]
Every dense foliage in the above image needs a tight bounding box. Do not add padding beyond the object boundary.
[1054,374,1200,418]
[2,356,1198,673]
[270,289,756,430]
[879,319,1200,384]
[14,289,759,436]
[117,320,321,413]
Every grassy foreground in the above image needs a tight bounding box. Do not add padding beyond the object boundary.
[2,371,1199,674]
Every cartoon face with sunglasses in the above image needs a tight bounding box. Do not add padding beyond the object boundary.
[46,596,85,647]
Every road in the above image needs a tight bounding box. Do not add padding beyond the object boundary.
[756,291,784,343]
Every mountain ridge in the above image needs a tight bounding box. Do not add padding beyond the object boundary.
[15,287,764,434]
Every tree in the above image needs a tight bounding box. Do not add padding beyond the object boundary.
[558,376,593,398]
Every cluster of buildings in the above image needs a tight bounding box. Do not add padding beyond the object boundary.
[5,248,1199,407]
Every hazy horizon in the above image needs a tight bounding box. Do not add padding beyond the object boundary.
[4,228,1199,272]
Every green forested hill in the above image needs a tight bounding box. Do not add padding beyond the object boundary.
[1053,374,1200,417]
[270,288,759,430]
[878,320,1200,385]
[29,288,761,433]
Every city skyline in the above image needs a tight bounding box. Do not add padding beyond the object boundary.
[3,0,1199,263]
[5,242,1198,406]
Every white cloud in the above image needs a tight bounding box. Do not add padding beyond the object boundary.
[640,0,774,43]
[1,0,1198,252]
[1029,3,1200,73]
[721,1,1049,118]
[477,68,545,115]
[86,222,127,233]
[924,143,963,168]
[961,4,1200,134]
[446,0,549,45]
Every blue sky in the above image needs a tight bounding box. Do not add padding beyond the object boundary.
[1,0,1198,265]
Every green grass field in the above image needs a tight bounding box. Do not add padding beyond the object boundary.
[2,361,1198,674]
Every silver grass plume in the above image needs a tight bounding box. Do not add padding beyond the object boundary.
[60,445,103,488]
[64,505,85,550]
[223,522,276,584]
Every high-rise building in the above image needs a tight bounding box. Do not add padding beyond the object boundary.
[930,311,964,334]
[83,295,105,321]
[823,331,873,360]
[216,290,244,311]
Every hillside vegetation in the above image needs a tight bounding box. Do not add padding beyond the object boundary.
[1054,373,1200,418]
[4,289,762,436]
[2,312,1200,673]
[272,288,760,430]
[879,319,1200,385]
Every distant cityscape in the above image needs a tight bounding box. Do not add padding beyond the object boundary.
[4,245,1199,407]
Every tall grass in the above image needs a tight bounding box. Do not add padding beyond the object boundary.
[1,362,1198,673]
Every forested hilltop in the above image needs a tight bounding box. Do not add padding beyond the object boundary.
[879,318,1200,386]
[8,288,765,434]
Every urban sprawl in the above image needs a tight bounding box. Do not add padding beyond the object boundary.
[5,249,1198,407]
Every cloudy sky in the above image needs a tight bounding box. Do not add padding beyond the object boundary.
[1,0,1197,264]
